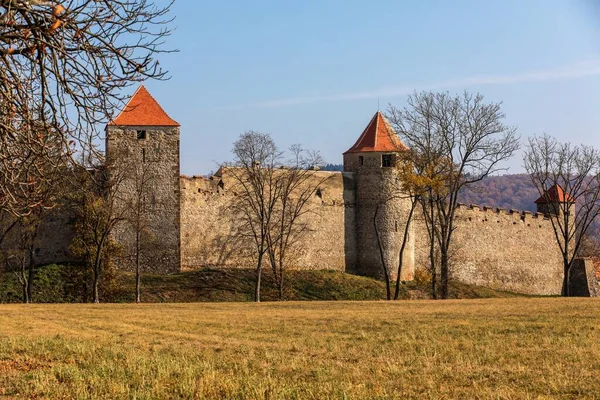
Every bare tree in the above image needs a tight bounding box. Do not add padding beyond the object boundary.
[371,150,438,300]
[0,209,18,247]
[70,162,127,303]
[388,91,520,299]
[228,131,283,302]
[0,0,175,216]
[3,213,40,303]
[0,118,71,218]
[124,159,156,303]
[227,134,327,302]
[266,144,326,300]
[524,134,600,296]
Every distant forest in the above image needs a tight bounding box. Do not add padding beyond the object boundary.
[323,163,539,212]
[321,163,344,172]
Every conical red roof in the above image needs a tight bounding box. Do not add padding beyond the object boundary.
[109,85,180,127]
[344,111,407,154]
[534,184,575,204]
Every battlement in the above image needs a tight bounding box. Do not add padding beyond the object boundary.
[454,203,552,225]
[180,170,354,207]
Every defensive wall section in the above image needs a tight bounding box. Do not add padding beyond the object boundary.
[180,169,357,272]
[0,204,75,267]
[413,204,564,295]
[0,172,584,296]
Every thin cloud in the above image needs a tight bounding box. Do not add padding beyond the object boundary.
[211,59,600,110]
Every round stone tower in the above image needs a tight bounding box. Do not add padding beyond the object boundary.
[343,111,415,281]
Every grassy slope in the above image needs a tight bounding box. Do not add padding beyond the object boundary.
[1,264,523,303]
[0,299,599,399]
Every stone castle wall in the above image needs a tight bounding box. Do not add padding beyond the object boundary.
[413,204,564,295]
[0,169,569,296]
[0,203,76,267]
[180,169,357,272]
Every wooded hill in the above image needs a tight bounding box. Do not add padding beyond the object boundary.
[323,165,539,212]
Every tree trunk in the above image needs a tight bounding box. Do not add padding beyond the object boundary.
[22,283,29,304]
[93,253,101,304]
[20,258,29,304]
[394,201,416,300]
[27,259,34,303]
[429,240,437,300]
[561,258,571,297]
[278,270,284,300]
[427,197,438,300]
[374,205,391,300]
[21,273,29,304]
[255,252,263,302]
[440,249,449,299]
[135,232,141,303]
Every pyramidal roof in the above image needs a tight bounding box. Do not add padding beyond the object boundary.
[109,85,180,127]
[534,184,575,204]
[344,111,408,154]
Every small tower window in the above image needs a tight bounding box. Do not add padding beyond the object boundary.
[137,130,147,140]
[359,156,364,166]
[382,154,394,168]
[142,148,146,163]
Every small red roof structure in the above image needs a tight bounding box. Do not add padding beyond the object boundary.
[109,85,180,127]
[344,111,408,154]
[534,184,575,204]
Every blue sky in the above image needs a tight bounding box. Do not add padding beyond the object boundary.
[136,0,600,175]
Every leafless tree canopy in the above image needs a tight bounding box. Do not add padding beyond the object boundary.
[0,0,175,216]
[388,91,520,299]
[228,132,325,302]
[266,144,325,300]
[524,134,600,295]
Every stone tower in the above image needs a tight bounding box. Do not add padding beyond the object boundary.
[343,111,415,281]
[535,184,575,217]
[105,86,181,273]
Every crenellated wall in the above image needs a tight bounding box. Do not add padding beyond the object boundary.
[413,204,564,295]
[0,169,572,296]
[180,169,357,272]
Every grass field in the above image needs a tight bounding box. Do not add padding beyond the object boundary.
[1,299,599,399]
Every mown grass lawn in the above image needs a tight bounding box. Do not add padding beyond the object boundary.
[0,298,599,399]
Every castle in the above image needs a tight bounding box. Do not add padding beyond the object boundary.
[4,86,598,296]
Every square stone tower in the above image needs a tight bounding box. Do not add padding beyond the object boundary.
[105,86,181,273]
[534,184,575,217]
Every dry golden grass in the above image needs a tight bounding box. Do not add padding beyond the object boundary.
[0,299,599,399]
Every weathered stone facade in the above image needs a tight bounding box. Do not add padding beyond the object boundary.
[0,202,75,267]
[4,88,595,296]
[413,205,565,295]
[106,124,181,274]
[343,151,415,281]
[180,169,357,272]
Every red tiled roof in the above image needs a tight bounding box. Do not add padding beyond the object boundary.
[534,184,575,204]
[109,85,180,127]
[344,111,408,154]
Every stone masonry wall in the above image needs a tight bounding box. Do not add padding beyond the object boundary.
[413,204,564,295]
[106,125,181,274]
[343,152,415,281]
[180,169,357,272]
[0,203,76,267]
